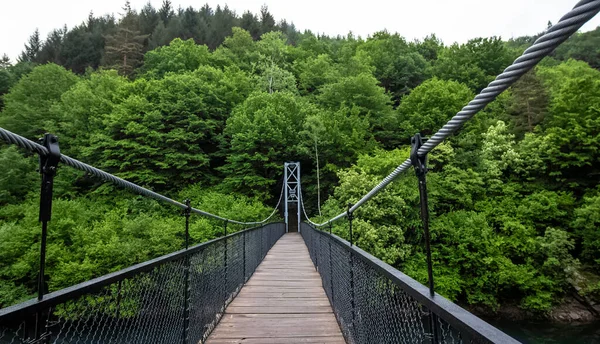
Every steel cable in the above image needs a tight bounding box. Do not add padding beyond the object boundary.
[310,0,600,227]
[0,127,280,225]
[299,190,320,227]
[259,183,285,224]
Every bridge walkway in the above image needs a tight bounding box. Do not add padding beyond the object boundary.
[206,233,345,344]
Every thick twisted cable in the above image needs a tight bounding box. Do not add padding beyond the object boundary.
[311,0,600,227]
[259,183,285,224]
[0,127,270,225]
[299,190,319,227]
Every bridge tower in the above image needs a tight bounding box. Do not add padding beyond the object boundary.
[284,162,301,233]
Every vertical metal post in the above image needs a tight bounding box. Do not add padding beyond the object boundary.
[328,222,334,305]
[347,205,356,333]
[411,133,439,343]
[347,204,354,247]
[284,162,301,233]
[297,162,302,233]
[284,163,289,232]
[184,200,191,250]
[243,230,247,281]
[183,199,191,344]
[223,220,228,302]
[36,133,60,340]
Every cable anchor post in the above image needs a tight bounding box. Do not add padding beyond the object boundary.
[346,204,354,247]
[183,199,191,250]
[36,133,60,339]
[182,199,191,344]
[411,133,439,343]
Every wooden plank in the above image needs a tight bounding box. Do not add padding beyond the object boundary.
[229,299,332,307]
[205,233,345,344]
[208,337,346,344]
[226,306,333,314]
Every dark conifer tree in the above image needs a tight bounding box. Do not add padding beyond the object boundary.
[104,2,146,76]
[37,27,66,64]
[241,11,261,40]
[507,70,548,137]
[260,5,276,34]
[19,29,41,63]
[159,0,174,25]
[139,2,160,37]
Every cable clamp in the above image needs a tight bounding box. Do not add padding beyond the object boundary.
[410,133,428,177]
[38,134,61,222]
[346,203,354,221]
[183,199,191,217]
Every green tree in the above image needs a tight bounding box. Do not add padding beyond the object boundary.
[81,66,253,189]
[0,64,79,139]
[553,26,600,69]
[104,5,147,76]
[316,73,393,145]
[507,69,548,137]
[432,37,515,91]
[358,31,429,102]
[536,60,600,190]
[294,54,341,95]
[212,27,259,71]
[158,0,174,24]
[397,78,473,141]
[412,34,444,62]
[141,38,210,78]
[573,189,600,268]
[240,11,261,40]
[19,29,41,63]
[221,92,316,196]
[139,2,160,36]
[260,5,276,34]
[0,147,38,205]
[50,70,129,157]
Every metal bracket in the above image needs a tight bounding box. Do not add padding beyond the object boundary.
[346,204,354,222]
[410,133,428,178]
[183,199,191,218]
[347,203,354,246]
[39,133,60,223]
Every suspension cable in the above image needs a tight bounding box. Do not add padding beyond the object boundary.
[308,0,600,227]
[259,182,285,224]
[0,127,279,226]
[299,189,319,227]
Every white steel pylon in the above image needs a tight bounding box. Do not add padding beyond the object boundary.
[284,162,301,233]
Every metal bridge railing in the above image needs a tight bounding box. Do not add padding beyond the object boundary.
[0,223,285,344]
[301,222,519,344]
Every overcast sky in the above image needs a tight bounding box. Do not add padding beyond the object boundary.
[1,0,599,62]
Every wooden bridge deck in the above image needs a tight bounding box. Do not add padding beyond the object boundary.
[206,233,345,344]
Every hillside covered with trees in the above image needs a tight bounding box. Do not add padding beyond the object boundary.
[1,1,600,325]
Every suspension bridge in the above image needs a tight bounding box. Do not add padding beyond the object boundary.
[1,1,599,343]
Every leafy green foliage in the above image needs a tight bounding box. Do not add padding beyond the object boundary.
[0,64,78,139]
[0,189,271,308]
[357,31,429,102]
[397,78,473,141]
[432,37,516,91]
[221,92,317,196]
[141,38,210,78]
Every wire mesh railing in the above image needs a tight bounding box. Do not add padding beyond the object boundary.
[0,222,285,344]
[300,222,519,344]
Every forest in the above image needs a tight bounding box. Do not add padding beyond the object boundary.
[1,0,599,324]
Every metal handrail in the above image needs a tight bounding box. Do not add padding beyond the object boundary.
[0,223,281,321]
[301,222,519,344]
